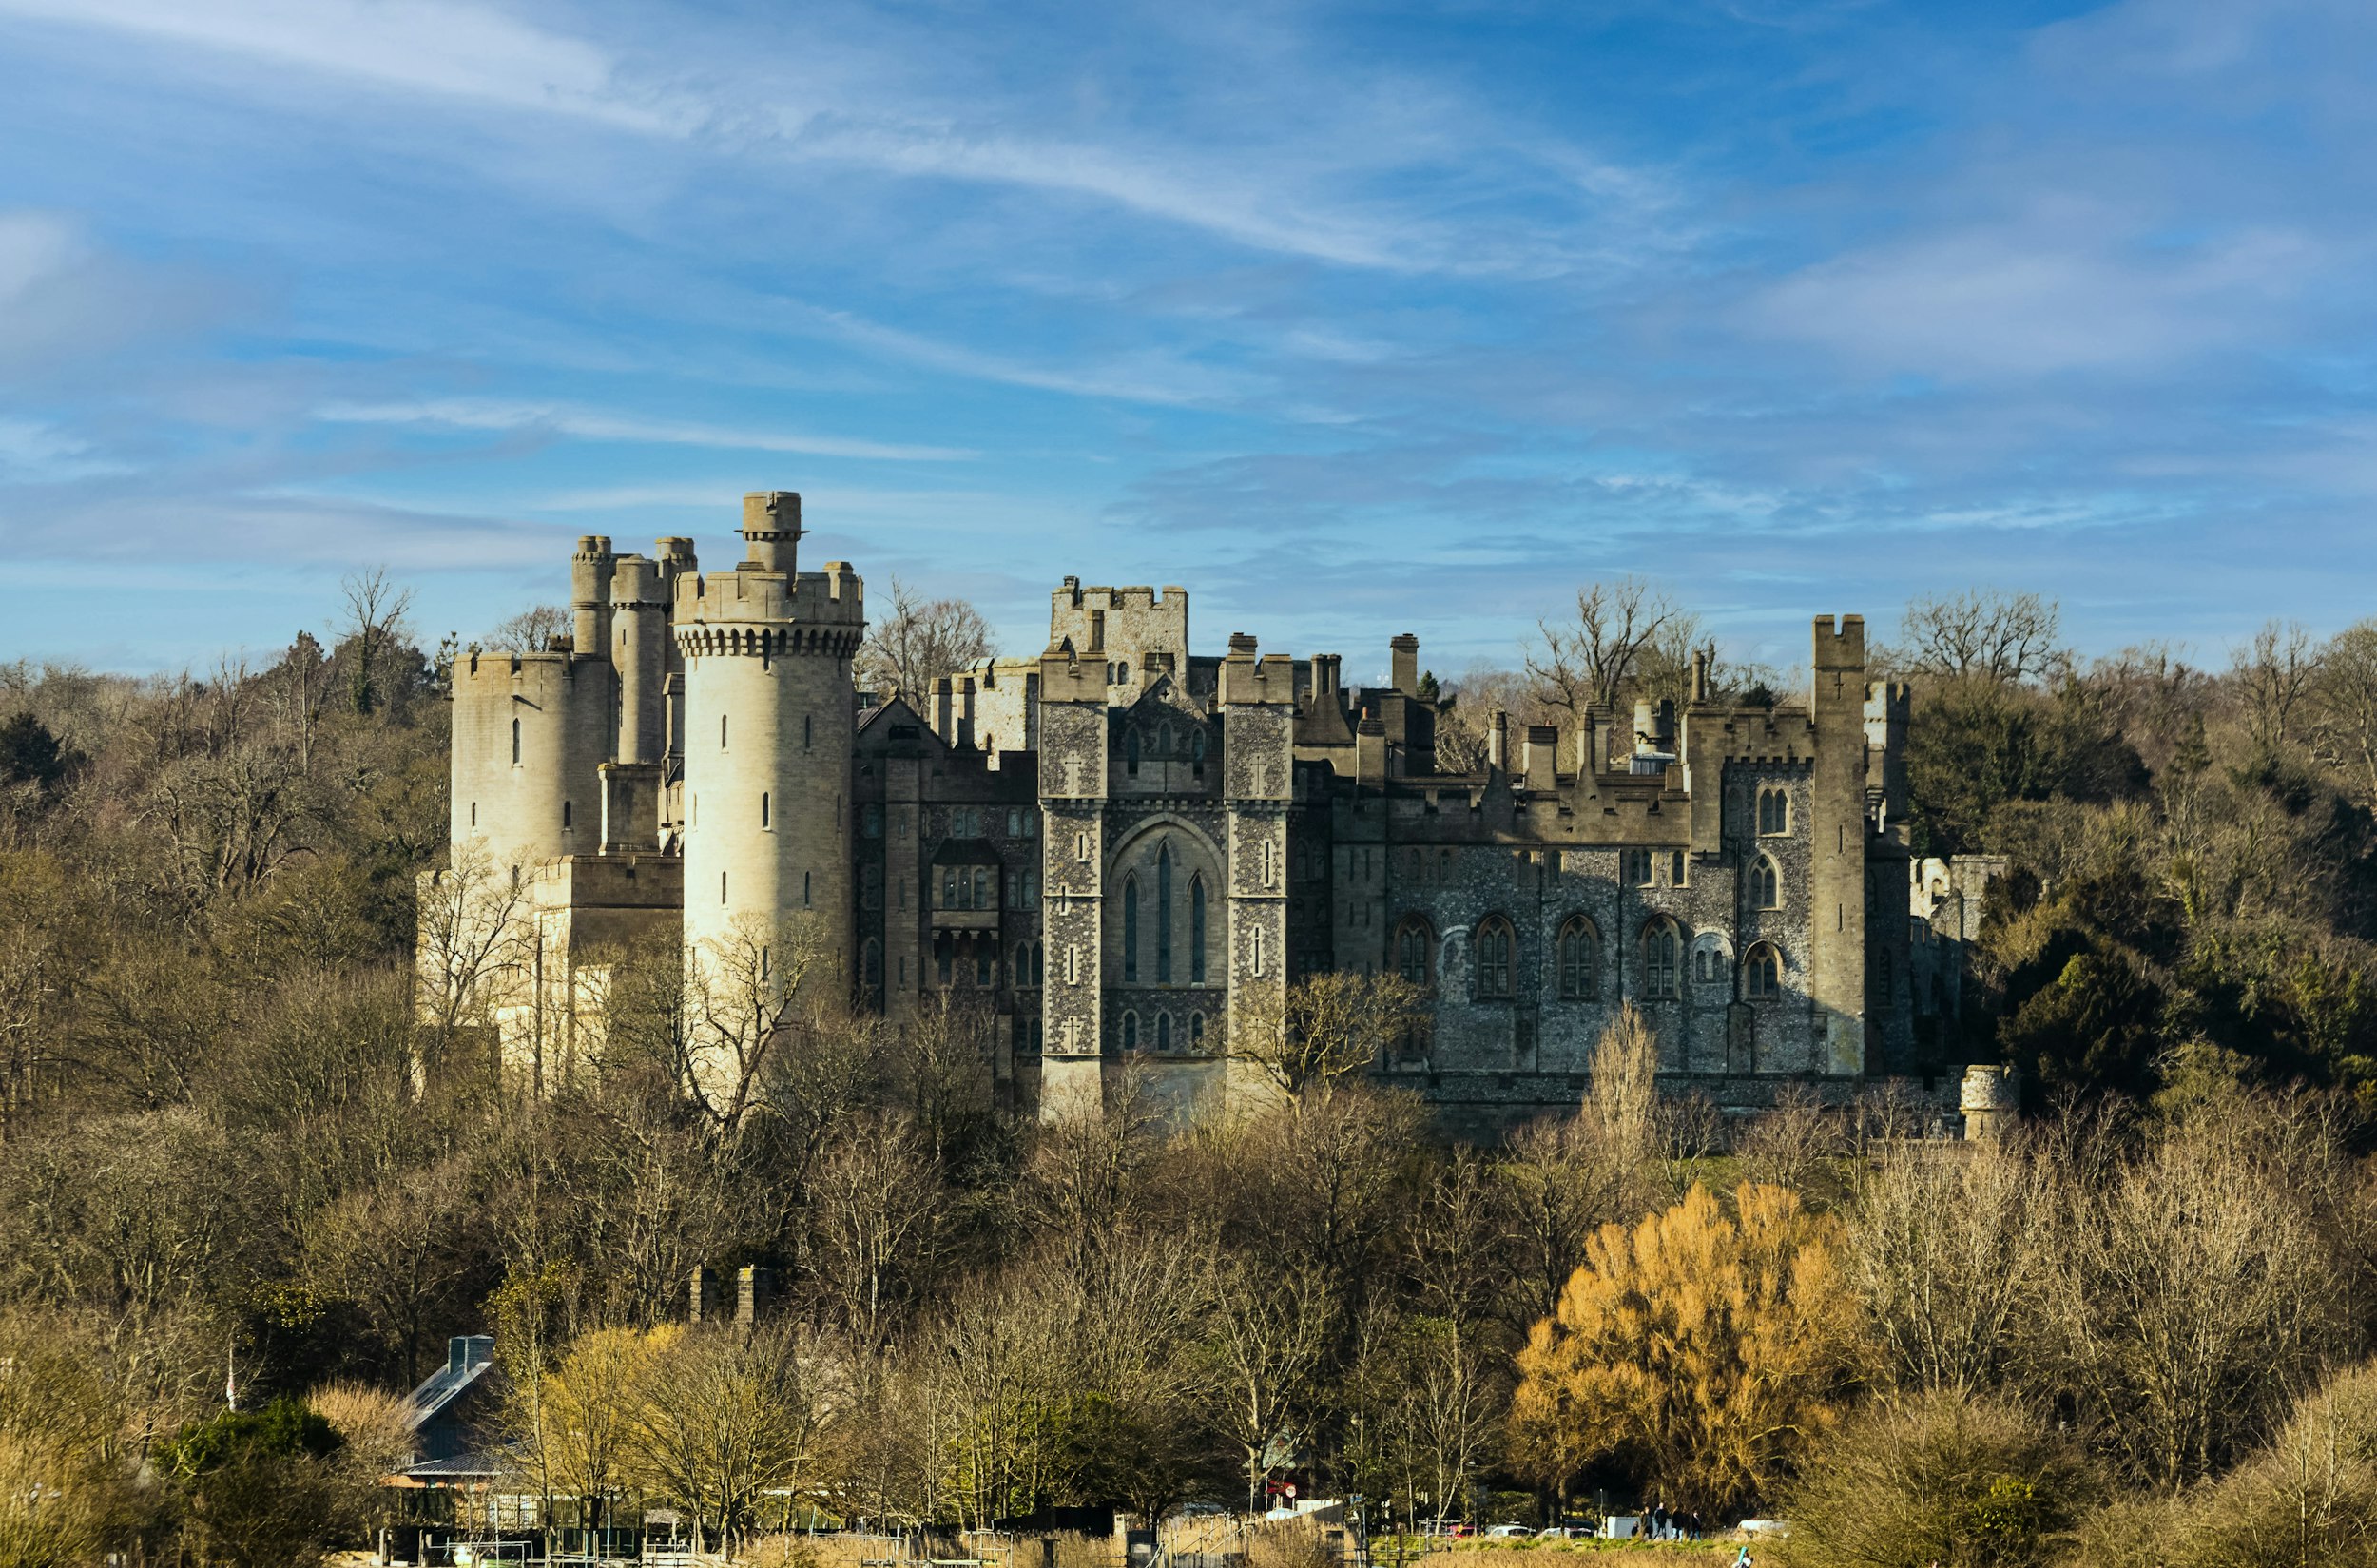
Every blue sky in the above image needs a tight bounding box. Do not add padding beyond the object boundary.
[3,0,2373,678]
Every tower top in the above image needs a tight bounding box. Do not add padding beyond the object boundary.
[741,492,803,572]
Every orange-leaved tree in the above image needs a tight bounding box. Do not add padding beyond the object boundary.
[1510,1181,1857,1519]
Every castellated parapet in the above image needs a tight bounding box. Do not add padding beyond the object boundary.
[428,489,1990,1136]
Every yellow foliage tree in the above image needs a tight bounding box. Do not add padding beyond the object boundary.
[1510,1182,1856,1518]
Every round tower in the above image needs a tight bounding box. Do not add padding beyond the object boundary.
[450,648,610,872]
[676,492,866,1004]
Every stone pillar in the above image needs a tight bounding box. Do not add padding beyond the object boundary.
[1961,1064,2019,1140]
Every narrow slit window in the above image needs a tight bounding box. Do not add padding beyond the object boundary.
[761,792,771,829]
[511,718,521,765]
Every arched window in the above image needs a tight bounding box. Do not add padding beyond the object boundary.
[1121,1011,1139,1050]
[974,866,992,907]
[511,718,521,765]
[1557,918,1598,1000]
[1126,730,1141,776]
[1396,918,1435,987]
[1157,843,1174,983]
[862,939,882,989]
[1190,875,1208,983]
[1189,1012,1205,1047]
[761,792,771,829]
[1752,853,1780,909]
[1015,942,1033,987]
[1745,942,1783,998]
[1475,918,1514,999]
[1191,729,1208,766]
[1758,787,1789,836]
[1123,875,1140,981]
[1642,919,1681,999]
[562,800,572,829]
[975,944,994,986]
[1156,1013,1173,1051]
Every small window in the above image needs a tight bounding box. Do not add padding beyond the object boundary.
[803,714,812,749]
[1746,943,1783,998]
[1126,730,1142,777]
[862,939,882,988]
[802,870,811,906]
[470,801,477,827]
[1190,875,1208,983]
[1023,870,1039,908]
[1396,919,1434,987]
[974,866,991,907]
[863,803,882,839]
[761,792,771,829]
[1670,851,1687,886]
[1643,920,1680,998]
[1122,1011,1139,1050]
[1191,730,1208,767]
[976,945,994,986]
[1557,918,1597,1000]
[937,945,952,986]
[1189,1012,1206,1047]
[1156,1013,1173,1051]
[1123,875,1140,982]
[1024,812,1038,838]
[1758,787,1789,836]
[562,800,572,828]
[721,714,728,749]
[511,718,521,765]
[1752,854,1780,909]
[720,871,727,905]
[1475,918,1514,999]
[1008,808,1021,835]
[1621,848,1652,886]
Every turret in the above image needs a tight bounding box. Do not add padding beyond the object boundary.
[677,494,865,1035]
[742,492,802,573]
[571,535,616,654]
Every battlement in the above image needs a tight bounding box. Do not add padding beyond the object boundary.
[454,648,599,690]
[1221,635,1296,706]
[674,563,862,624]
[1812,613,1867,670]
[1051,576,1188,664]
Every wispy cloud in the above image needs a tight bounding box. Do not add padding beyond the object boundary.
[313,399,974,462]
[0,0,691,130]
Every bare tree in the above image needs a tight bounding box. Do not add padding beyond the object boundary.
[1232,970,1426,1099]
[414,842,535,1071]
[482,605,570,653]
[1896,590,2062,686]
[2232,619,2320,753]
[1203,1255,1333,1515]
[632,1321,831,1557]
[855,577,994,699]
[682,914,835,1141]
[338,568,416,717]
[806,1114,941,1351]
[2308,620,2377,803]
[1524,579,1678,722]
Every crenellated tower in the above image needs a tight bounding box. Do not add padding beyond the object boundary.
[675,493,866,1004]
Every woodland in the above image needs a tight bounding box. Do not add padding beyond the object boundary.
[10,579,2377,1567]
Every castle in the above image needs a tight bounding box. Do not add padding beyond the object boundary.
[425,492,1980,1131]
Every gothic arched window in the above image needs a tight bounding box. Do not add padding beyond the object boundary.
[1557,917,1598,1000]
[1745,942,1783,998]
[1758,787,1790,836]
[1642,919,1681,999]
[1476,918,1515,999]
[1190,875,1208,983]
[1189,1012,1206,1048]
[1752,853,1780,910]
[1156,1013,1173,1051]
[1396,918,1435,988]
[1157,843,1174,983]
[1123,875,1140,982]
[1121,1011,1138,1050]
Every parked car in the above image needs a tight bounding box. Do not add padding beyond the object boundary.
[1484,1524,1533,1538]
